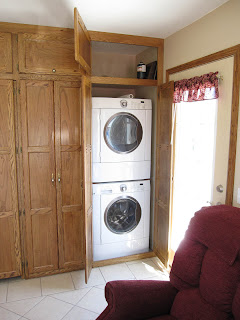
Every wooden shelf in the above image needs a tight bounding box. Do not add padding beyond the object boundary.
[91,76,157,87]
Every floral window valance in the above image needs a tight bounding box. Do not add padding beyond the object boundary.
[173,71,219,103]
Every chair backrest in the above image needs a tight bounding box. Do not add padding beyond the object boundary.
[170,205,240,318]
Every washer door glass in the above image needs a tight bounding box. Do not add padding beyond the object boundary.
[104,112,143,154]
[105,196,141,234]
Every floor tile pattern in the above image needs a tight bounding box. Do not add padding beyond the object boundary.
[0,257,168,320]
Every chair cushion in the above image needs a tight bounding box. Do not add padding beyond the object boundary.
[232,284,240,320]
[170,288,231,320]
[149,316,176,320]
[170,238,207,289]
[199,249,240,313]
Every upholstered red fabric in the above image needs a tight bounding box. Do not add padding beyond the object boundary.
[96,206,240,320]
[97,280,178,320]
[233,285,240,320]
[170,288,231,320]
[170,238,207,289]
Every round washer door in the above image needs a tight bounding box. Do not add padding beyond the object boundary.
[104,196,141,234]
[104,112,143,154]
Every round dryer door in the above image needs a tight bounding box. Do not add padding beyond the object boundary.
[104,196,141,234]
[104,112,143,154]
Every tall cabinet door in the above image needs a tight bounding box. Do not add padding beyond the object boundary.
[74,7,91,75]
[81,76,93,283]
[0,80,21,279]
[20,80,58,276]
[154,81,174,267]
[55,81,84,270]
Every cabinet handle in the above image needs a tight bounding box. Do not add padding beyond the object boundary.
[51,173,55,185]
[58,173,61,183]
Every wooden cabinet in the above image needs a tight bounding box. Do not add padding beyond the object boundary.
[0,32,12,73]
[20,79,84,276]
[18,33,82,75]
[0,19,164,280]
[55,81,84,270]
[0,80,21,279]
[20,80,58,275]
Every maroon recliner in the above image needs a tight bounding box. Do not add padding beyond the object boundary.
[97,205,240,320]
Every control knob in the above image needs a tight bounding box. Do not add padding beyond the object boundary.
[120,184,127,192]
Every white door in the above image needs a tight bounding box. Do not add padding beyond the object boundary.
[100,109,146,162]
[170,57,234,252]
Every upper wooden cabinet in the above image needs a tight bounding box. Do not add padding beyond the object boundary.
[18,33,82,75]
[74,8,91,75]
[0,32,12,73]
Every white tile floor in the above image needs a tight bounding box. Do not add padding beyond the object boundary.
[0,257,169,320]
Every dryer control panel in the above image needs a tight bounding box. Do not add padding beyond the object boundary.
[92,180,150,195]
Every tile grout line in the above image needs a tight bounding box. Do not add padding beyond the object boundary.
[21,296,46,318]
[124,262,137,280]
[69,272,76,290]
[98,267,107,284]
[74,304,99,316]
[59,304,75,320]
[6,279,9,303]
[40,278,43,296]
[0,304,26,318]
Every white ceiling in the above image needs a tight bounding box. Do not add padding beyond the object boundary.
[0,0,229,38]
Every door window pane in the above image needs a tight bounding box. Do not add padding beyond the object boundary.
[105,197,141,234]
[104,113,143,153]
[171,100,218,251]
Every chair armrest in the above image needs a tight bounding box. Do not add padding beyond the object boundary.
[97,280,178,320]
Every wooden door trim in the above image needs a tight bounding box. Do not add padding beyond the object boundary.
[153,81,174,267]
[89,30,164,47]
[0,21,74,37]
[74,8,91,75]
[166,44,240,205]
[81,76,93,282]
[93,251,156,268]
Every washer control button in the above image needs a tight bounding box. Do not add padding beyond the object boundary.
[120,184,127,192]
[120,100,127,108]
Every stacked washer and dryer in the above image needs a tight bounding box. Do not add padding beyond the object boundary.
[92,97,152,261]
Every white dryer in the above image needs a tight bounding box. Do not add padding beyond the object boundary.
[92,97,152,183]
[93,180,150,261]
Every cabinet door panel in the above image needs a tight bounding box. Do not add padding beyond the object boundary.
[29,153,52,209]
[0,32,12,73]
[21,80,58,276]
[74,8,91,74]
[26,83,52,147]
[55,81,84,269]
[0,80,20,279]
[0,155,12,212]
[18,33,82,75]
[61,152,81,206]
[31,212,56,269]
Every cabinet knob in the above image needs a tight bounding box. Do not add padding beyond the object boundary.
[52,69,56,73]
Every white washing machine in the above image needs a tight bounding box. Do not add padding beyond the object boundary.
[93,180,150,261]
[92,97,152,183]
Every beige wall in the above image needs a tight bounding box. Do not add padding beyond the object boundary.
[164,0,240,207]
[164,0,240,73]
